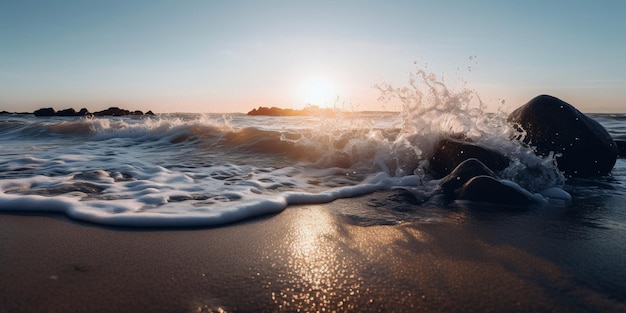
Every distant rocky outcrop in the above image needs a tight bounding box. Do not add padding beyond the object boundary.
[33,107,56,116]
[247,105,335,117]
[507,95,618,177]
[93,107,141,116]
[56,108,78,116]
[30,107,155,117]
[0,111,31,115]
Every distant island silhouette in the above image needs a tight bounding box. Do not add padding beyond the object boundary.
[0,107,155,117]
[247,105,335,117]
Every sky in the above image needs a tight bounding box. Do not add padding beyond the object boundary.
[1,0,625,113]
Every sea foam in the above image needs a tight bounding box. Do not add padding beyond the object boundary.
[0,67,570,227]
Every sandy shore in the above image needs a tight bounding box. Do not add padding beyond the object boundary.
[1,199,624,312]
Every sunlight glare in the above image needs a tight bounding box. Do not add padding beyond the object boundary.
[299,78,337,107]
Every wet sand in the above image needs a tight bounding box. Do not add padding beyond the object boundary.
[1,200,624,313]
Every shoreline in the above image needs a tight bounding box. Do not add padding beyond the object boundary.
[1,201,624,312]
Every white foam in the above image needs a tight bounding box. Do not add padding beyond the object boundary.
[0,66,574,227]
[0,193,77,212]
[0,168,424,227]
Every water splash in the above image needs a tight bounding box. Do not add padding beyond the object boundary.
[272,64,565,191]
[0,64,570,227]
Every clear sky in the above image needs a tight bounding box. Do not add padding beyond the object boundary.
[1,0,624,113]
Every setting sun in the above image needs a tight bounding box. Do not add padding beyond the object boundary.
[298,78,337,107]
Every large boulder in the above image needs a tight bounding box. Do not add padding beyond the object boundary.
[615,140,626,158]
[508,95,617,177]
[429,138,510,179]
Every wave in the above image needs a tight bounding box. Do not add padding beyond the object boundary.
[0,67,576,227]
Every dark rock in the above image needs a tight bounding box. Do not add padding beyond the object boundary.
[92,107,153,116]
[34,107,56,116]
[94,107,131,116]
[5,107,150,117]
[508,95,617,176]
[56,108,77,116]
[615,140,626,158]
[437,158,497,197]
[247,105,335,117]
[429,138,510,179]
[434,158,537,207]
[457,175,535,206]
[248,106,300,116]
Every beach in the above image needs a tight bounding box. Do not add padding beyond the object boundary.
[2,194,625,313]
[2,1,625,311]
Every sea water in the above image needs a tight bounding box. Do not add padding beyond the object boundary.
[0,70,623,228]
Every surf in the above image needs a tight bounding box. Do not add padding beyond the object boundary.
[0,67,589,227]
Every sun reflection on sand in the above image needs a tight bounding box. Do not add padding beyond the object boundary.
[289,208,335,289]
[250,204,604,312]
[183,202,613,312]
[253,204,448,312]
[267,206,365,312]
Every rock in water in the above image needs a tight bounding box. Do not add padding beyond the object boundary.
[429,138,510,179]
[458,175,535,206]
[437,158,497,197]
[77,108,91,116]
[435,159,537,207]
[94,107,130,116]
[34,107,56,116]
[508,95,618,177]
[614,140,626,158]
[56,108,77,116]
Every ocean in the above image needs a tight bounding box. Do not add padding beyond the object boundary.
[0,107,624,226]
[1,102,626,305]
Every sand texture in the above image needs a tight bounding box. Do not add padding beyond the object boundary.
[1,199,625,312]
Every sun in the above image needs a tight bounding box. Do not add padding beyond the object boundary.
[298,78,337,108]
